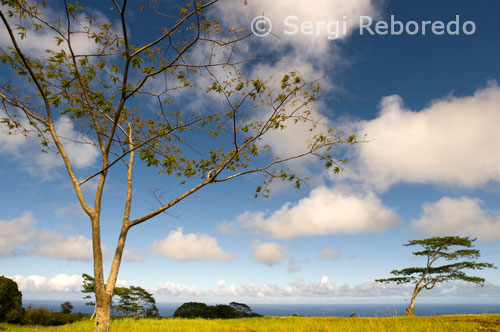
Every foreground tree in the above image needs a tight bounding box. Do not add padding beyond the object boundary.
[0,276,24,323]
[0,1,355,330]
[376,236,496,315]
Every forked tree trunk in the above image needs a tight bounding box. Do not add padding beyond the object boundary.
[93,220,131,332]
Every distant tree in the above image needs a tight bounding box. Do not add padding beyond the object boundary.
[0,276,24,323]
[229,302,252,316]
[113,286,159,318]
[173,302,260,319]
[81,273,158,318]
[60,301,74,314]
[376,236,496,315]
[173,302,210,318]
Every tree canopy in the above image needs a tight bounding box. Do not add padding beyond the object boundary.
[0,1,355,330]
[81,273,158,318]
[60,301,74,314]
[173,302,260,319]
[0,276,24,323]
[376,236,496,315]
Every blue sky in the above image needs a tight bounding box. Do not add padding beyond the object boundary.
[1,0,500,304]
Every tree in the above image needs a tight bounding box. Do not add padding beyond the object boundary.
[82,273,96,307]
[0,1,355,330]
[113,286,159,318]
[82,274,159,318]
[173,302,259,319]
[60,301,74,314]
[375,236,496,315]
[173,302,210,318]
[0,276,24,323]
[229,301,252,316]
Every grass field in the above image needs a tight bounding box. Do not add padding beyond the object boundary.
[1,315,500,332]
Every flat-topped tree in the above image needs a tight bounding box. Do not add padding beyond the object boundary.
[376,236,496,315]
[0,1,356,331]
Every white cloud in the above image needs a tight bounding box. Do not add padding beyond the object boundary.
[0,5,111,58]
[0,212,38,256]
[251,241,284,266]
[319,248,342,260]
[154,276,500,299]
[155,281,204,297]
[215,0,380,56]
[0,212,100,261]
[32,234,93,261]
[151,227,235,262]
[11,274,84,293]
[9,273,127,293]
[54,117,99,169]
[0,111,99,178]
[350,83,500,191]
[249,61,332,168]
[412,196,500,240]
[235,187,399,238]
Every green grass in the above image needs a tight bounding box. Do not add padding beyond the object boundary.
[1,315,500,332]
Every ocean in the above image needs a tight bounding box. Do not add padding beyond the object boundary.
[23,300,500,317]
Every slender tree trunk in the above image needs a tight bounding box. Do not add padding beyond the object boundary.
[406,290,418,315]
[91,213,110,332]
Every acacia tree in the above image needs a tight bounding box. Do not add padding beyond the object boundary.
[114,286,159,318]
[0,1,355,330]
[376,236,496,315]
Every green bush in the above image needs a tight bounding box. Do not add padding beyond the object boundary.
[22,305,87,326]
[173,302,261,319]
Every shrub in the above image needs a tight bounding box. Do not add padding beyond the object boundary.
[173,302,261,319]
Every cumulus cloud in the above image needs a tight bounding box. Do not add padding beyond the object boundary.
[53,117,99,169]
[0,212,38,256]
[234,187,399,239]
[249,61,332,169]
[151,227,235,262]
[0,5,112,58]
[10,274,127,293]
[154,276,500,299]
[11,274,84,293]
[32,235,93,261]
[319,248,342,260]
[412,196,500,240]
[155,281,204,297]
[0,212,99,261]
[251,241,285,266]
[0,111,99,178]
[215,0,380,56]
[349,83,500,191]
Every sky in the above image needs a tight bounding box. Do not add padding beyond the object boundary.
[1,0,500,305]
